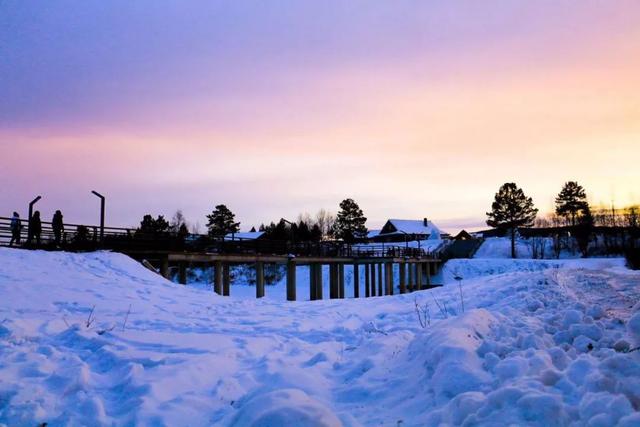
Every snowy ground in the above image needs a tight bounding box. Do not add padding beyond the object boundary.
[1,248,640,426]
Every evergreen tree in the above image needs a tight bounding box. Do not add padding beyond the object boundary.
[206,204,240,237]
[250,226,257,233]
[332,198,368,243]
[154,215,170,234]
[296,220,311,241]
[555,181,590,226]
[138,214,170,236]
[177,223,189,240]
[139,214,156,234]
[486,183,538,258]
[310,224,322,242]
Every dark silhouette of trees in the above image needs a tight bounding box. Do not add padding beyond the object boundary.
[250,226,257,233]
[260,217,322,243]
[206,205,240,238]
[296,220,311,241]
[555,181,590,226]
[309,224,322,242]
[169,210,189,240]
[138,214,170,236]
[332,198,368,243]
[486,183,538,258]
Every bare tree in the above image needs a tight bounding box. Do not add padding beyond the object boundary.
[315,209,336,240]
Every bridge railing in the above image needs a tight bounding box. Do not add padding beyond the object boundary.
[0,216,436,259]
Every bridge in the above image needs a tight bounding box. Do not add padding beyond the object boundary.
[0,215,443,301]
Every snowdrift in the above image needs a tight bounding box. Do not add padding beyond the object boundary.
[1,248,640,426]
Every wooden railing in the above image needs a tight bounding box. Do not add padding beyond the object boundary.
[0,216,437,259]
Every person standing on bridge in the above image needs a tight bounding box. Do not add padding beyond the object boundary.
[9,212,22,247]
[52,210,64,246]
[29,211,42,246]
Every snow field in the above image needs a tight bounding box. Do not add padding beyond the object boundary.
[0,248,639,426]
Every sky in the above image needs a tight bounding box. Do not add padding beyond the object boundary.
[1,1,639,233]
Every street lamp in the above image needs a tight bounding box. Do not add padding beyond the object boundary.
[27,195,42,244]
[91,191,105,242]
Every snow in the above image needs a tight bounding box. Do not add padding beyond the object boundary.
[384,219,441,239]
[1,248,640,425]
[353,238,445,257]
[474,237,556,259]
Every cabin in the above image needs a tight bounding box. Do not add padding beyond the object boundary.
[454,230,475,240]
[370,218,442,243]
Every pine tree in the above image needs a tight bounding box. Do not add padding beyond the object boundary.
[310,224,322,242]
[138,214,170,236]
[486,183,538,258]
[332,198,368,243]
[206,204,240,237]
[177,223,189,240]
[139,214,156,234]
[555,181,590,226]
[296,220,311,241]
[250,226,257,233]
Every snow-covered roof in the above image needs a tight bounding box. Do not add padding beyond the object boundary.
[224,231,264,241]
[382,219,441,238]
[367,230,381,238]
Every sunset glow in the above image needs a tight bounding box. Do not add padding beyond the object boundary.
[2,1,639,231]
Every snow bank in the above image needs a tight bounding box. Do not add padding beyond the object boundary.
[440,257,627,285]
[1,248,640,425]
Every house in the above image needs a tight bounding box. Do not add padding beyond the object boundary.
[224,231,265,241]
[454,230,475,241]
[367,230,381,240]
[370,218,442,243]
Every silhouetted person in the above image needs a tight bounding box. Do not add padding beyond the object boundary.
[29,211,42,246]
[52,210,64,246]
[9,212,22,246]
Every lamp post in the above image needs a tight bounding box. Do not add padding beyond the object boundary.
[281,218,295,254]
[91,191,105,242]
[27,195,42,244]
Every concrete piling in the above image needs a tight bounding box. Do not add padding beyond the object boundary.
[256,261,265,298]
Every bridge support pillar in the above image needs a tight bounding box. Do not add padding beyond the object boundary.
[353,264,359,298]
[338,263,345,298]
[426,262,432,287]
[286,258,296,301]
[370,264,376,297]
[316,264,323,300]
[256,261,265,298]
[382,263,390,295]
[309,265,317,301]
[223,263,231,296]
[160,257,170,279]
[399,262,406,294]
[178,262,187,285]
[416,263,423,291]
[377,263,383,296]
[214,261,223,295]
[364,263,370,297]
[329,264,338,299]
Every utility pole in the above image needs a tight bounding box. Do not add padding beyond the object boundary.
[27,195,42,244]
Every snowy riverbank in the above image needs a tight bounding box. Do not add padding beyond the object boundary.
[1,248,640,425]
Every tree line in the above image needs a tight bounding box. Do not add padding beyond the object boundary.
[486,181,639,258]
[133,198,370,243]
[132,180,638,257]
